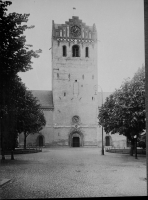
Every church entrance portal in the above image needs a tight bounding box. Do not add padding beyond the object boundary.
[69,131,83,147]
[73,137,80,147]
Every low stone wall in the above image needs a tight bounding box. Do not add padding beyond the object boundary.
[0,148,42,155]
[106,148,146,155]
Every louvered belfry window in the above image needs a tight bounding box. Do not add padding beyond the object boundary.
[85,47,89,57]
[63,46,67,57]
[72,45,79,57]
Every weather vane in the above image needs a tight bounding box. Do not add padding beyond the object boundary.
[73,7,76,16]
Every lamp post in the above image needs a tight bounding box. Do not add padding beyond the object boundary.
[134,134,137,159]
[98,85,104,155]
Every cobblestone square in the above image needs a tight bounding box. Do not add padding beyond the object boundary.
[0,148,147,198]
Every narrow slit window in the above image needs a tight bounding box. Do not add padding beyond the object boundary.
[67,26,69,37]
[72,45,80,57]
[86,47,89,57]
[85,31,87,38]
[64,92,66,96]
[63,46,67,57]
[82,30,84,38]
[60,30,62,37]
[82,75,84,79]
[57,73,59,78]
[63,28,66,37]
[89,32,91,39]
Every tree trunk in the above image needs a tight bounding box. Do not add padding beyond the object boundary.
[130,138,135,156]
[134,137,137,159]
[24,132,27,149]
[1,115,5,160]
[10,137,16,160]
[1,127,5,160]
[1,149,5,160]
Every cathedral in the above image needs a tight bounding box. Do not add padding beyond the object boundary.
[19,16,127,148]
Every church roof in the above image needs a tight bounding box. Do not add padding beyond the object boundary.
[29,90,54,109]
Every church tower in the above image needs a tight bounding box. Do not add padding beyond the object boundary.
[52,16,98,147]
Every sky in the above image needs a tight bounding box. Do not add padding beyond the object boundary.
[7,0,144,92]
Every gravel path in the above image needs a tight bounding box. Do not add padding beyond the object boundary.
[0,147,147,198]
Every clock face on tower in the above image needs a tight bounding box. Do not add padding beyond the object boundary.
[70,25,81,37]
[72,115,80,123]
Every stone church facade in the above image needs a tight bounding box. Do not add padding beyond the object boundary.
[19,16,127,148]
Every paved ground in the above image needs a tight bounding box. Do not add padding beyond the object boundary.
[0,147,147,198]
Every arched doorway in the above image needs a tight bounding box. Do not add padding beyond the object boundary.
[69,131,84,147]
[38,135,43,147]
[105,136,111,146]
[73,136,80,147]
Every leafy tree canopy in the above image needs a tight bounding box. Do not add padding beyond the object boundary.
[0,0,43,158]
[0,0,41,79]
[2,75,46,150]
[98,66,145,140]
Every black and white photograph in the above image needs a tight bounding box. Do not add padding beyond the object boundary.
[0,0,147,198]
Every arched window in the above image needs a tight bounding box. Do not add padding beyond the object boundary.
[105,136,111,146]
[37,135,44,147]
[85,31,88,38]
[72,45,80,57]
[63,28,66,37]
[82,31,84,38]
[67,26,69,37]
[60,30,62,37]
[89,32,91,39]
[85,47,89,57]
[63,46,67,57]
[82,28,84,38]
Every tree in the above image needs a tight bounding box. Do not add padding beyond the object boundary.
[0,0,41,78]
[1,76,46,157]
[0,0,42,160]
[16,90,46,149]
[98,66,145,155]
[0,75,24,159]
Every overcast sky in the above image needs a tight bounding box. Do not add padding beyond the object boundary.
[7,0,144,92]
